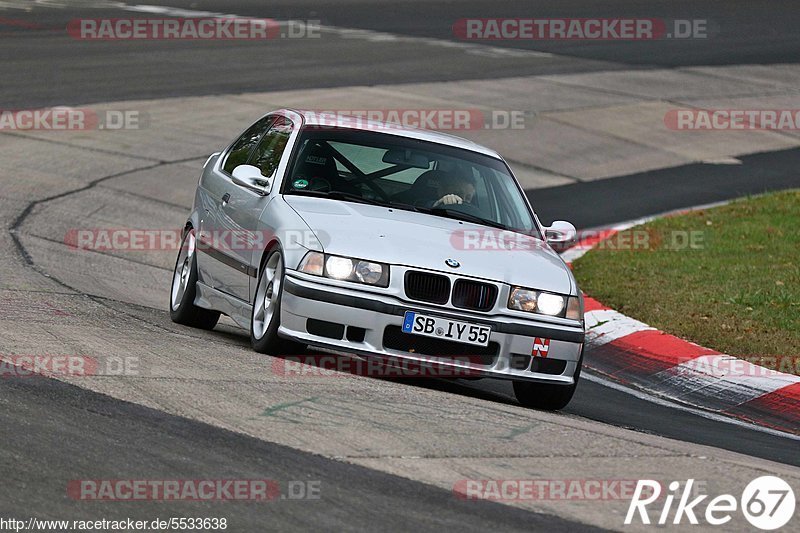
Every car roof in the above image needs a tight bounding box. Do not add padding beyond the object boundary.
[277,108,503,160]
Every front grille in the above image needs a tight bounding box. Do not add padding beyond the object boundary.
[452,279,497,311]
[404,271,450,304]
[382,326,498,363]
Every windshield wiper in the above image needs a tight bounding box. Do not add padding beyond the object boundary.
[418,206,508,230]
[386,202,423,213]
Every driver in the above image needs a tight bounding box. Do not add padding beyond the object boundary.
[432,174,476,208]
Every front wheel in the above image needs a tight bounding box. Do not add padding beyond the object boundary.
[169,228,220,330]
[250,249,304,354]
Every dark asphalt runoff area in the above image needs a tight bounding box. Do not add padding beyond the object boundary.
[0,373,599,532]
[1,0,799,529]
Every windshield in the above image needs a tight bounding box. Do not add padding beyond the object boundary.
[282,128,540,237]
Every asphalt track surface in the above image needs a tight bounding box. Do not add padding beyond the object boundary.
[2,0,800,530]
[0,374,598,531]
[531,147,800,228]
[4,0,800,108]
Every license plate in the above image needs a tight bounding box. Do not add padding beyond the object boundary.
[402,311,491,347]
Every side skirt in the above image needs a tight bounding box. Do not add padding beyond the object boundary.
[195,282,251,330]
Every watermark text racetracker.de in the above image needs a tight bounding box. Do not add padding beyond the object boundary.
[67,479,321,501]
[671,355,800,377]
[453,18,712,40]
[68,18,320,40]
[0,108,146,131]
[453,478,651,501]
[666,109,800,130]
[302,109,527,131]
[64,228,325,252]
[450,228,707,252]
[0,355,141,378]
[272,354,487,379]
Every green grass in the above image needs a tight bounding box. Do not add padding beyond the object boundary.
[573,190,800,368]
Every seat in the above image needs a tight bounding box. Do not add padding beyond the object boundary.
[289,141,341,191]
[392,169,452,206]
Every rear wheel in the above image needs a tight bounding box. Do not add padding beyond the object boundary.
[513,348,583,410]
[169,228,220,330]
[250,248,304,354]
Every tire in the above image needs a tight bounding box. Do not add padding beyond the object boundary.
[512,348,583,411]
[250,248,304,354]
[169,227,220,330]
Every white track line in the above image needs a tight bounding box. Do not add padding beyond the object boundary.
[582,371,800,442]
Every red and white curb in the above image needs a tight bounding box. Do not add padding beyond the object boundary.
[564,215,800,436]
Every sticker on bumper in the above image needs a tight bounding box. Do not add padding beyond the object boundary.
[533,337,551,357]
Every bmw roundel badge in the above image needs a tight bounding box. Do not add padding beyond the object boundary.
[445,258,460,268]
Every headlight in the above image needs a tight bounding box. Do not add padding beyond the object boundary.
[354,260,384,285]
[509,287,581,320]
[325,256,354,280]
[508,288,538,312]
[537,292,565,316]
[299,252,389,287]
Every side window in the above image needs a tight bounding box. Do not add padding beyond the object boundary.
[222,116,274,174]
[249,116,294,177]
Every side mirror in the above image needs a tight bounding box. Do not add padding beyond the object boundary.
[231,164,272,195]
[544,220,577,246]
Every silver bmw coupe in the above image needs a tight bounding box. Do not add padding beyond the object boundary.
[170,109,585,409]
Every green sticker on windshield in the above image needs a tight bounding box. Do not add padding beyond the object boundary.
[293,178,309,189]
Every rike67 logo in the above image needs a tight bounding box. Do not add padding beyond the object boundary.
[626,476,795,530]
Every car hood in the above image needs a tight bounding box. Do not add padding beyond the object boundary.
[284,196,574,294]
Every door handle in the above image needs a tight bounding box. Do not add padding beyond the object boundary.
[221,192,231,206]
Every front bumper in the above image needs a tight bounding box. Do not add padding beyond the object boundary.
[279,271,585,384]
